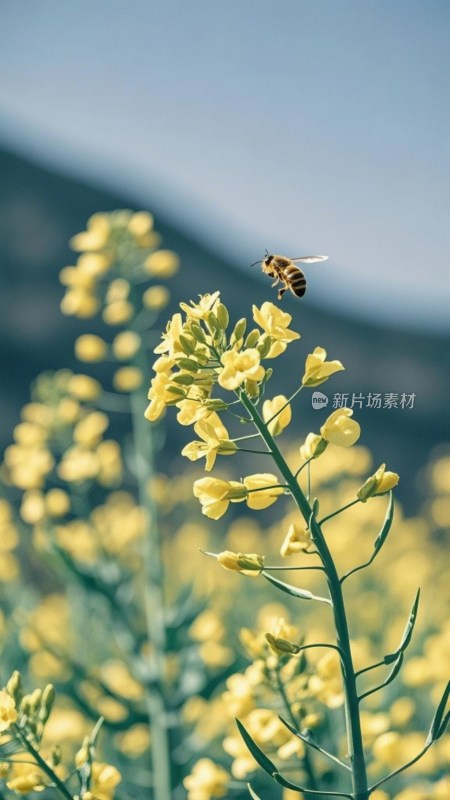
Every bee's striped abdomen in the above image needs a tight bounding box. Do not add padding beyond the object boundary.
[285,265,307,297]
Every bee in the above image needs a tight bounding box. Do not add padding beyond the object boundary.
[252,251,328,300]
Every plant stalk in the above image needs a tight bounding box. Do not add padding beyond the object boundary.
[240,393,369,800]
[130,377,172,800]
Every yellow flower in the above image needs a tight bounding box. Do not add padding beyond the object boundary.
[320,408,360,447]
[113,367,143,392]
[75,335,108,363]
[106,278,130,303]
[180,292,220,320]
[183,758,229,800]
[103,300,134,326]
[193,478,246,520]
[45,489,70,518]
[280,523,312,556]
[82,762,121,800]
[60,289,99,318]
[153,313,185,364]
[252,302,300,357]
[67,374,102,401]
[7,763,45,794]
[112,331,141,360]
[181,414,237,471]
[357,463,399,501]
[218,349,265,391]
[243,473,284,510]
[20,490,46,524]
[76,252,111,277]
[58,446,99,483]
[128,210,154,237]
[0,689,17,731]
[144,250,180,277]
[74,412,109,446]
[144,370,174,422]
[217,551,264,575]
[176,389,212,426]
[262,395,291,436]
[70,213,110,251]
[143,285,170,310]
[299,432,328,460]
[302,347,344,387]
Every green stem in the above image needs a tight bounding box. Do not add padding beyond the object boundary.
[240,393,369,800]
[274,666,319,795]
[319,499,361,526]
[13,727,73,800]
[130,374,172,800]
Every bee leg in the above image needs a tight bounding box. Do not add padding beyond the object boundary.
[278,287,287,300]
[271,278,279,287]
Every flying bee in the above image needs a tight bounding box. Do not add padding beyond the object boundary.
[252,251,328,300]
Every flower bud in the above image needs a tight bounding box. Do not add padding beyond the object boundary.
[265,633,300,656]
[6,671,22,705]
[189,322,207,343]
[204,399,229,411]
[39,684,55,724]
[175,357,199,372]
[216,303,229,330]
[245,379,260,398]
[257,336,273,359]
[245,329,261,349]
[171,373,195,386]
[230,318,247,344]
[217,551,264,575]
[179,334,197,355]
[300,433,328,461]
[357,464,399,502]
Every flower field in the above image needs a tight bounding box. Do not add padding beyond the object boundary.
[0,210,448,800]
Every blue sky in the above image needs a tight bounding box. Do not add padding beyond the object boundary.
[1,0,449,329]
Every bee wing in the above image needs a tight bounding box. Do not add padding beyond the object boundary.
[291,255,328,263]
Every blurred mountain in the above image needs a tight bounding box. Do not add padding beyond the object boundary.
[1,145,449,509]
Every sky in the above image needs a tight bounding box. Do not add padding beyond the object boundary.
[0,0,449,329]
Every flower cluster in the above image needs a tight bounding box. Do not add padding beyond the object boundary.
[145,295,300,424]
[0,671,120,799]
[60,210,178,320]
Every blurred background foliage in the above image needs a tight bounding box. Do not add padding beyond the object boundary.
[0,198,448,798]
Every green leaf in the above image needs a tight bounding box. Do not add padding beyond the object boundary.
[0,739,23,758]
[236,719,277,777]
[426,680,450,744]
[273,772,305,790]
[384,589,420,665]
[263,572,330,604]
[279,716,351,771]
[247,784,262,800]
